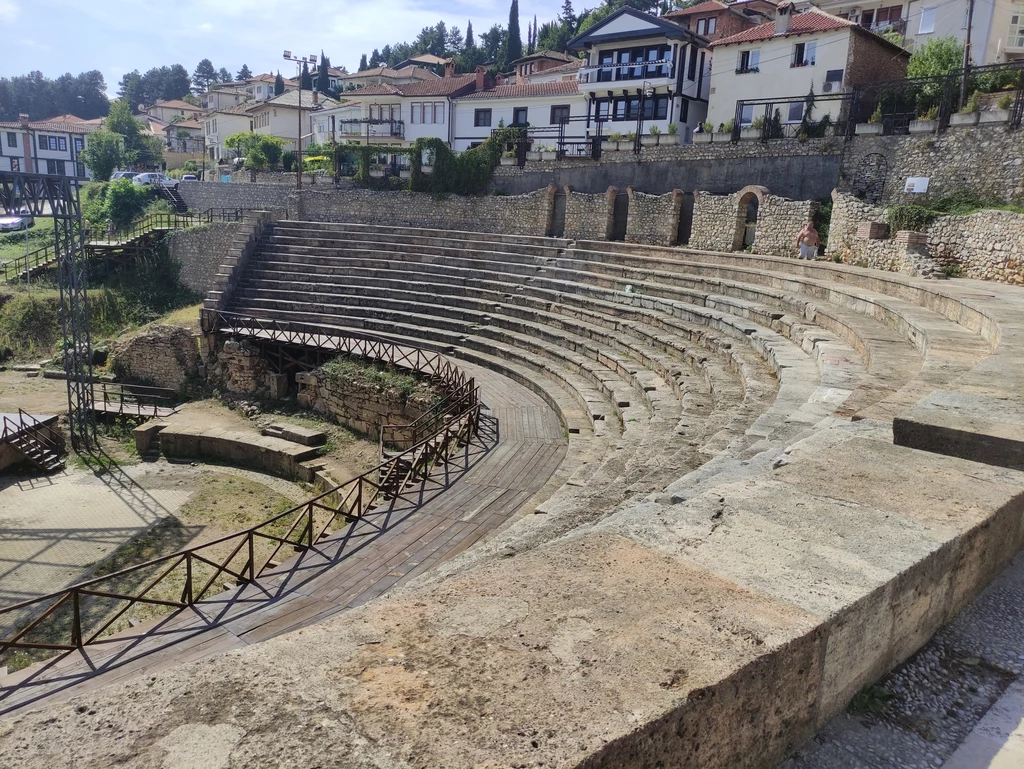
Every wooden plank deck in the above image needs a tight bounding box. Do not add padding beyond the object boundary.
[0,361,566,716]
[90,402,177,419]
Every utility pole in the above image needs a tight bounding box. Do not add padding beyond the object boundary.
[283,51,316,190]
[959,0,975,110]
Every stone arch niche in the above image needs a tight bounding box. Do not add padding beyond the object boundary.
[732,185,769,252]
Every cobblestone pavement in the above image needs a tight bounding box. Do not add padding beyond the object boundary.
[780,551,1024,769]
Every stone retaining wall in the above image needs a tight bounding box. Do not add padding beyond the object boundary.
[827,191,1024,283]
[689,188,818,258]
[690,191,742,253]
[109,325,200,390]
[165,222,243,294]
[626,189,682,247]
[564,187,616,242]
[178,181,298,215]
[754,194,819,259]
[298,186,556,236]
[296,369,436,439]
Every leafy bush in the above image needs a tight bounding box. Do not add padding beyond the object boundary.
[245,147,268,171]
[998,93,1013,110]
[886,204,937,233]
[282,151,296,171]
[319,356,420,399]
[648,125,661,136]
[667,123,678,135]
[106,178,154,231]
[869,105,883,124]
[961,91,982,113]
[0,295,61,355]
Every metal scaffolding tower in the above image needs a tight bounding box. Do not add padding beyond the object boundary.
[0,171,95,450]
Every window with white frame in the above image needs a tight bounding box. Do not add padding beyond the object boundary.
[919,6,936,34]
[410,102,445,124]
[1011,3,1024,48]
[74,137,84,152]
[737,49,760,73]
[787,102,804,123]
[792,41,816,67]
[46,159,66,175]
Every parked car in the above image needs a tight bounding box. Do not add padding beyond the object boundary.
[181,174,198,181]
[109,171,137,181]
[0,208,34,232]
[133,172,179,189]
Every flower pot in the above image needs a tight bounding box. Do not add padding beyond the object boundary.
[601,141,619,152]
[979,108,1010,124]
[693,132,712,144]
[739,127,761,140]
[712,132,733,143]
[909,119,937,134]
[399,169,411,179]
[541,151,558,161]
[421,165,434,173]
[525,151,542,162]
[949,112,979,126]
[855,122,884,135]
[640,135,660,147]
[499,156,517,166]
[369,168,384,178]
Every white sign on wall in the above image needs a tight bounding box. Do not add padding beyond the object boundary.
[904,177,930,193]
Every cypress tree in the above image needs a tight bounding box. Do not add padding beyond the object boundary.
[274,71,285,95]
[316,52,331,93]
[358,54,369,71]
[236,64,253,81]
[300,61,312,90]
[506,0,523,67]
[465,20,475,50]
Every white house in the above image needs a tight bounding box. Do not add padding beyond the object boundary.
[144,99,204,124]
[451,81,587,150]
[707,4,909,129]
[567,6,713,143]
[203,103,257,162]
[0,114,99,179]
[201,86,249,112]
[245,90,340,153]
[311,72,483,148]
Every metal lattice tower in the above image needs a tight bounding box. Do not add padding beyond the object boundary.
[0,171,95,450]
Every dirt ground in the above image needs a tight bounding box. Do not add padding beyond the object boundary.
[0,369,70,415]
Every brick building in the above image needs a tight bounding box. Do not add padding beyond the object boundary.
[662,0,776,42]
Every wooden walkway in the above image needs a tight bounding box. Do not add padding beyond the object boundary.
[0,362,566,716]
[91,401,177,419]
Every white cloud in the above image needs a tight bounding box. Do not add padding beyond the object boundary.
[0,0,20,23]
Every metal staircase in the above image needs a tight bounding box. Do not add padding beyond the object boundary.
[1,410,67,472]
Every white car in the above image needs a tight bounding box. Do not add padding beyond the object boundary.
[0,208,34,232]
[132,172,179,189]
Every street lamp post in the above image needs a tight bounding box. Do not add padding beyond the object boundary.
[283,51,317,190]
[635,81,655,155]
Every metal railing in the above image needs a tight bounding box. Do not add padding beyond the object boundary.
[94,382,178,417]
[379,378,478,456]
[0,409,67,462]
[0,328,480,659]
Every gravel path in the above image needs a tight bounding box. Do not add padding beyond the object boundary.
[780,552,1024,769]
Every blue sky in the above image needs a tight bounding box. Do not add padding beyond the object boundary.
[0,0,556,95]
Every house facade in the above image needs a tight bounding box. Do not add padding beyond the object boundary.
[451,81,587,150]
[567,7,713,142]
[707,4,909,129]
[336,65,441,92]
[204,103,257,161]
[662,0,776,42]
[511,51,577,81]
[0,114,97,179]
[201,86,249,111]
[145,99,204,123]
[246,90,340,153]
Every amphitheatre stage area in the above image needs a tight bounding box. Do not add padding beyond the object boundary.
[3,201,1024,768]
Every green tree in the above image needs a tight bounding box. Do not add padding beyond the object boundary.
[559,0,576,30]
[245,146,268,170]
[106,178,153,230]
[236,64,253,80]
[274,71,285,95]
[217,67,231,83]
[465,20,475,49]
[501,0,523,70]
[358,53,369,71]
[80,131,124,181]
[907,36,964,78]
[300,61,312,90]
[192,58,217,93]
[316,52,331,93]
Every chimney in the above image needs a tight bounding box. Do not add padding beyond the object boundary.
[496,73,506,86]
[475,65,486,92]
[444,59,455,78]
[775,1,793,35]
[18,113,29,127]
[312,90,318,105]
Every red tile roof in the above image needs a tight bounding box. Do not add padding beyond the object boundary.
[352,74,478,98]
[0,120,101,134]
[152,99,203,111]
[528,59,583,77]
[712,7,853,45]
[456,81,581,100]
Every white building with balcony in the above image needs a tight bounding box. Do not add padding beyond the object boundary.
[0,114,99,179]
[566,6,712,143]
[451,81,587,151]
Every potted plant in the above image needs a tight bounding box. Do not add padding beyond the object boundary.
[399,167,412,179]
[980,93,1013,124]
[909,106,939,133]
[740,116,763,140]
[421,163,434,173]
[693,121,714,144]
[713,119,735,143]
[369,164,385,178]
[950,92,981,126]
[500,150,518,166]
[641,125,661,147]
[540,145,558,161]
[856,105,885,135]
[525,144,543,161]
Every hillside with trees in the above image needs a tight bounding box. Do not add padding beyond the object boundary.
[0,70,110,121]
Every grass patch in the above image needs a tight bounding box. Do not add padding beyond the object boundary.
[849,684,895,717]
[320,356,422,399]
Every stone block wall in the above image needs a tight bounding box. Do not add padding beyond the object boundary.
[298,186,556,236]
[752,195,819,259]
[841,128,1024,204]
[296,370,436,439]
[212,339,272,395]
[204,208,289,313]
[625,189,682,246]
[689,191,740,252]
[564,186,616,241]
[165,222,243,294]
[109,325,200,390]
[178,181,298,215]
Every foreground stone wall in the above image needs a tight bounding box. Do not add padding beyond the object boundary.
[299,186,556,236]
[296,368,436,438]
[109,325,200,390]
[165,222,243,294]
[178,181,298,215]
[689,191,738,252]
[563,187,616,241]
[753,195,819,259]
[625,189,682,246]
[827,192,1024,283]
